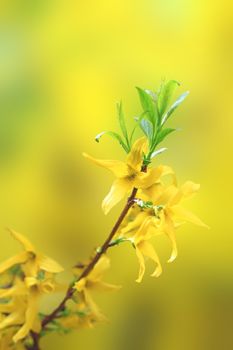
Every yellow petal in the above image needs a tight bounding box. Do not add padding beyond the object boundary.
[37,254,64,273]
[24,277,38,288]
[90,281,121,292]
[172,205,209,228]
[83,153,128,177]
[89,255,110,281]
[13,291,40,342]
[40,280,55,294]
[162,214,178,263]
[135,167,163,189]
[160,165,177,185]
[83,289,106,321]
[8,229,35,252]
[0,280,26,298]
[74,278,86,292]
[126,137,148,171]
[181,181,200,198]
[134,217,154,243]
[156,185,178,206]
[135,245,146,283]
[170,181,200,205]
[119,211,148,236]
[0,311,24,331]
[141,183,164,202]
[140,241,162,278]
[102,178,131,214]
[0,252,29,275]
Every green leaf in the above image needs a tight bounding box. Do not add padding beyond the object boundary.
[116,101,129,147]
[95,131,129,153]
[129,124,138,145]
[158,80,180,119]
[140,118,153,141]
[136,87,157,124]
[162,91,189,125]
[151,147,167,158]
[156,128,176,145]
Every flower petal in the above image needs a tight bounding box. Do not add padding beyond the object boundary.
[119,210,148,237]
[135,245,146,283]
[0,252,29,275]
[83,289,106,321]
[102,178,131,214]
[135,167,163,189]
[8,229,35,252]
[170,181,200,205]
[83,153,128,178]
[91,281,121,292]
[37,254,64,273]
[139,241,162,278]
[156,185,178,206]
[162,213,178,263]
[136,241,162,282]
[89,255,110,281]
[172,205,209,228]
[13,291,40,342]
[126,137,148,171]
[181,181,200,198]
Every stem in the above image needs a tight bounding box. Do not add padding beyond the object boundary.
[29,166,147,349]
[26,332,40,350]
[42,186,138,329]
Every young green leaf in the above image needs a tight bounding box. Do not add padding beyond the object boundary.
[156,128,176,146]
[162,91,189,125]
[116,101,129,148]
[151,147,167,158]
[95,131,129,153]
[136,87,157,125]
[158,80,180,118]
[140,118,153,142]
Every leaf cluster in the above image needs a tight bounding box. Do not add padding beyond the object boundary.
[136,80,189,164]
[95,80,189,163]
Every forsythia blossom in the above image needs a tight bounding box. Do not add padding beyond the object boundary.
[0,81,208,349]
[74,256,120,321]
[85,139,208,283]
[0,229,64,345]
[83,137,174,214]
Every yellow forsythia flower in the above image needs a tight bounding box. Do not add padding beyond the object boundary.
[0,230,64,343]
[83,137,174,214]
[118,181,208,282]
[74,256,120,321]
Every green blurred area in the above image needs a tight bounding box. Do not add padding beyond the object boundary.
[0,0,233,349]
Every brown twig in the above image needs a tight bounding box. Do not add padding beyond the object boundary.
[28,166,147,349]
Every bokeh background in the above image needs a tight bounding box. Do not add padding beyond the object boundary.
[0,1,233,349]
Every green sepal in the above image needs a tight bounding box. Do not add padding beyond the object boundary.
[134,199,154,209]
[37,270,45,281]
[9,264,22,277]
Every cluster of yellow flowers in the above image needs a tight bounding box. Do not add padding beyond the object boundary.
[0,230,119,348]
[0,230,64,348]
[84,137,208,283]
[0,82,208,349]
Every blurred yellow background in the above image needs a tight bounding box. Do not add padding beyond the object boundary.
[0,0,232,349]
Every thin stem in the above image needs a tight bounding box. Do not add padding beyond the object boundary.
[42,186,138,329]
[26,332,40,350]
[29,166,147,349]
